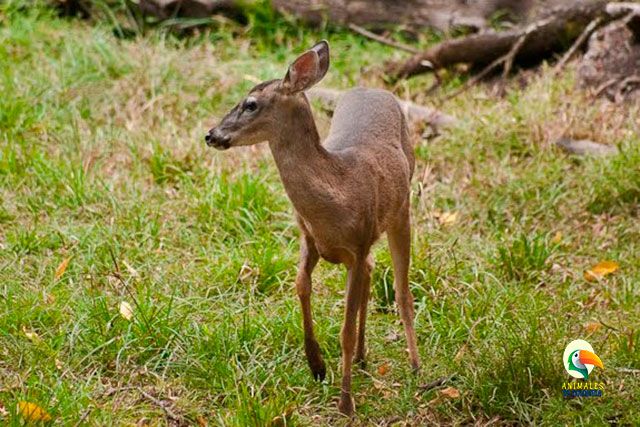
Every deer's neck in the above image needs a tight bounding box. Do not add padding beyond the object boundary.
[268,100,342,221]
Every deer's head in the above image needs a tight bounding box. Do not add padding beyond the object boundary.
[205,40,330,150]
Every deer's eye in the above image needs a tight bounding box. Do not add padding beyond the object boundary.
[243,98,258,112]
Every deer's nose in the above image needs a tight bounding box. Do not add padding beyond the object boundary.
[205,128,231,149]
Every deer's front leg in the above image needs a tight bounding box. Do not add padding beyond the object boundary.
[338,257,367,416]
[296,233,325,380]
[354,254,374,367]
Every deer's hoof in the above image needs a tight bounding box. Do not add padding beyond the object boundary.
[338,394,354,416]
[310,362,326,381]
[305,338,326,381]
[411,358,421,375]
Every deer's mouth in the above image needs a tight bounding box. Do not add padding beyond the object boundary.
[211,140,231,150]
[205,129,232,150]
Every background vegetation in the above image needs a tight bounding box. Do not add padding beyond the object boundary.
[1,1,639,425]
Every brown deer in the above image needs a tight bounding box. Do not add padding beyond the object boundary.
[205,40,420,416]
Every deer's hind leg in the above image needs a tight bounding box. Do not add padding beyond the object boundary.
[296,231,325,380]
[387,207,420,372]
[338,255,369,416]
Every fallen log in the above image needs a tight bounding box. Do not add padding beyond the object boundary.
[274,0,464,32]
[138,0,241,20]
[307,87,457,131]
[131,0,530,30]
[386,0,611,79]
[606,1,640,15]
[271,0,536,32]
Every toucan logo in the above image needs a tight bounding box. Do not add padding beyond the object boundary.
[563,339,604,379]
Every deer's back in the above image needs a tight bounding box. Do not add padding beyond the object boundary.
[318,87,414,246]
[324,87,413,177]
[324,88,404,149]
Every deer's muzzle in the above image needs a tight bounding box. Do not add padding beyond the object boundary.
[205,128,231,150]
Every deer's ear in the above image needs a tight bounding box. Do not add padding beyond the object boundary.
[281,40,330,94]
[311,40,330,81]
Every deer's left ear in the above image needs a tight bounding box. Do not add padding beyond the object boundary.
[311,40,330,80]
[281,40,330,94]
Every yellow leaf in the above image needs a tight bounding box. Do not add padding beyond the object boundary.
[584,322,602,333]
[584,260,619,281]
[439,211,459,226]
[238,262,254,283]
[17,401,52,422]
[119,301,134,321]
[551,231,563,245]
[377,362,391,376]
[54,257,71,280]
[23,327,41,343]
[439,386,461,399]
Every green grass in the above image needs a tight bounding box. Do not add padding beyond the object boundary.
[1,3,639,426]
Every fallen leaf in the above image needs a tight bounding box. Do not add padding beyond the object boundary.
[551,231,563,245]
[196,415,208,427]
[17,401,52,422]
[54,257,71,280]
[23,327,41,343]
[438,211,459,226]
[119,301,134,321]
[0,401,8,418]
[238,262,254,283]
[377,362,391,376]
[584,322,602,333]
[439,387,461,399]
[55,359,64,370]
[584,260,619,281]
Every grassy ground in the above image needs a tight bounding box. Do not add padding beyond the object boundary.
[1,3,639,426]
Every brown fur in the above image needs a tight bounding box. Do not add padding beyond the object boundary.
[205,41,420,416]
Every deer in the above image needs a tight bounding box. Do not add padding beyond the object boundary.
[205,40,420,416]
